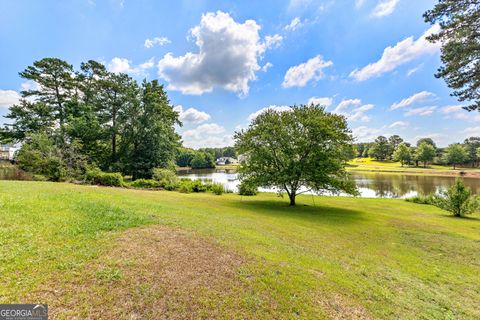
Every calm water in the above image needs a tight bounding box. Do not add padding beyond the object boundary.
[178,168,480,198]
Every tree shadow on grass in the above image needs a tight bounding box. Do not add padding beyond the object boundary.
[227,197,368,225]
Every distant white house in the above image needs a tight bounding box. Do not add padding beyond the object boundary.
[0,144,19,161]
[216,157,238,165]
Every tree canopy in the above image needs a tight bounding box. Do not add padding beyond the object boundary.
[2,58,180,180]
[235,105,357,205]
[424,0,480,111]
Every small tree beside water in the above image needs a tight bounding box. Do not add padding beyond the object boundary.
[234,104,357,206]
[434,179,479,217]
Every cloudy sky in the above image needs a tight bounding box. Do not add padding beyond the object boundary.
[0,0,476,148]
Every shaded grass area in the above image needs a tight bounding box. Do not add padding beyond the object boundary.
[1,181,479,319]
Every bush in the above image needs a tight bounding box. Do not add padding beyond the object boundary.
[405,194,435,205]
[129,179,162,189]
[433,179,480,217]
[210,182,225,195]
[16,133,67,181]
[178,179,193,193]
[238,180,258,196]
[85,169,124,187]
[153,168,179,190]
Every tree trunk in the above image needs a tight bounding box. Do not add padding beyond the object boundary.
[289,193,296,206]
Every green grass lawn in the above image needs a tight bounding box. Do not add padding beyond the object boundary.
[1,181,479,319]
[348,157,480,175]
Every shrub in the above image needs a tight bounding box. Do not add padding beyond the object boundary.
[16,133,67,181]
[238,180,258,196]
[405,194,435,205]
[178,180,193,193]
[433,179,479,217]
[210,182,225,195]
[153,168,179,190]
[129,179,162,189]
[85,169,124,187]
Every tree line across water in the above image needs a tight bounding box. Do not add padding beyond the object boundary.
[355,136,480,169]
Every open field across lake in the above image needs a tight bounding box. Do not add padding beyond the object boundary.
[348,158,480,177]
[1,181,479,319]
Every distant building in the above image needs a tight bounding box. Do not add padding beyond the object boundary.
[0,144,19,161]
[216,157,238,165]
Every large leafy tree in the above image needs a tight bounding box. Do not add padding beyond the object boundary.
[463,136,480,167]
[444,143,468,169]
[416,142,436,167]
[393,143,412,166]
[2,58,181,180]
[369,136,392,160]
[235,105,357,206]
[121,80,181,179]
[424,1,480,110]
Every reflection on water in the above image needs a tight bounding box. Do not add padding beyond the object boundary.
[178,168,480,198]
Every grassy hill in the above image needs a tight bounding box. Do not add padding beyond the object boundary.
[0,181,479,319]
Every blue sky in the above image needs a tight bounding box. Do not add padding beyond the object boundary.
[0,0,476,148]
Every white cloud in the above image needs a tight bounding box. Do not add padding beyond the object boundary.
[371,0,399,17]
[0,90,21,108]
[284,17,304,31]
[307,96,333,107]
[350,25,440,81]
[20,81,41,92]
[108,57,155,76]
[464,127,480,137]
[407,63,423,77]
[262,62,273,72]
[181,123,232,148]
[404,106,437,116]
[333,98,361,113]
[264,34,283,49]
[157,11,275,96]
[388,121,408,128]
[332,99,374,123]
[173,105,211,124]
[144,36,171,48]
[352,126,382,142]
[355,0,366,8]
[440,105,480,122]
[390,91,435,110]
[441,105,464,114]
[282,55,333,88]
[247,105,291,122]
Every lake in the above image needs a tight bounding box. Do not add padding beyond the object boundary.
[178,168,480,198]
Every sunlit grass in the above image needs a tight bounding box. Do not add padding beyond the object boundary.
[0,181,479,319]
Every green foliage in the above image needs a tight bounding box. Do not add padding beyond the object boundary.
[209,182,225,195]
[415,142,436,167]
[153,168,179,190]
[176,148,196,167]
[1,58,180,181]
[16,133,67,181]
[235,105,357,205]
[238,180,258,196]
[416,138,437,148]
[85,169,124,187]
[129,179,162,189]
[369,136,392,160]
[405,194,435,205]
[434,179,480,217]
[393,143,412,166]
[463,137,480,167]
[424,1,480,111]
[190,151,216,169]
[444,143,468,169]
